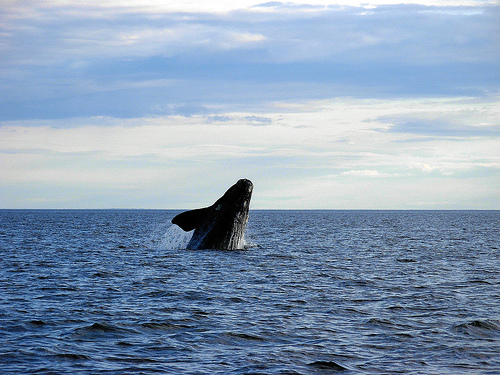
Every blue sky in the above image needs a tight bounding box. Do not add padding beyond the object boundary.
[1,0,499,209]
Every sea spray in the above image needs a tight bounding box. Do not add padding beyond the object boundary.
[157,224,193,250]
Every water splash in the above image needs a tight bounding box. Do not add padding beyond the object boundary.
[157,224,193,250]
[157,224,251,250]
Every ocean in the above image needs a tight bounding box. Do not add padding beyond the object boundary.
[1,210,499,374]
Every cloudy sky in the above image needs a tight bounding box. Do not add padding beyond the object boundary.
[1,0,499,209]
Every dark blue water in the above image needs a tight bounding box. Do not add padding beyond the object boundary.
[1,210,499,374]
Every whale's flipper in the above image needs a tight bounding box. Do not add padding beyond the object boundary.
[172,207,211,231]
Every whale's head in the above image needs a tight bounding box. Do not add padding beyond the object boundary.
[215,178,253,217]
[172,179,253,250]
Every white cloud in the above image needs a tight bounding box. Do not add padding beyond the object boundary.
[3,2,497,66]
[340,169,385,177]
[1,96,498,208]
[14,0,496,13]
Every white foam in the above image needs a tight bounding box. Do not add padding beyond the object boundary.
[157,224,193,250]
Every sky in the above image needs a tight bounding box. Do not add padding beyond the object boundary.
[0,0,499,209]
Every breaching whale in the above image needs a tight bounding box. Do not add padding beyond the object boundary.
[172,179,253,250]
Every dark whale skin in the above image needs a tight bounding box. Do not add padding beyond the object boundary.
[172,179,253,250]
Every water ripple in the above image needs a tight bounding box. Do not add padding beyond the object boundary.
[1,210,499,374]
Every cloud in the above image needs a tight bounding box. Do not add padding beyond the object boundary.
[374,100,500,138]
[339,169,387,177]
[384,119,500,138]
[1,1,499,209]
[0,2,498,120]
[206,115,234,122]
[1,96,498,208]
[244,115,273,125]
[206,114,273,125]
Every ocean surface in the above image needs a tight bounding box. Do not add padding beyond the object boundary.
[1,210,499,374]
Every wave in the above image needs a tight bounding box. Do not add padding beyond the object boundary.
[72,322,137,337]
[453,319,500,338]
[308,360,348,371]
[140,321,193,330]
[54,353,91,360]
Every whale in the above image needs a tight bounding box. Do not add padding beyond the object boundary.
[172,179,253,250]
